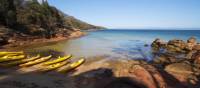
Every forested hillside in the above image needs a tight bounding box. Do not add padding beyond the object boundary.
[0,0,102,46]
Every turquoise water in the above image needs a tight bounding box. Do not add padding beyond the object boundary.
[59,29,200,60]
[26,29,200,60]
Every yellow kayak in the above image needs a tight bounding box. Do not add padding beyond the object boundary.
[0,55,26,62]
[57,58,85,73]
[19,55,52,67]
[0,55,40,67]
[0,51,24,56]
[42,55,72,65]
[40,61,68,72]
[0,53,22,57]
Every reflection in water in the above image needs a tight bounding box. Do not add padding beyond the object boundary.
[112,40,152,60]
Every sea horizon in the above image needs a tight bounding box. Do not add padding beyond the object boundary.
[100,28,200,30]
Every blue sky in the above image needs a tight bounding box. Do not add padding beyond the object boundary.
[47,0,200,29]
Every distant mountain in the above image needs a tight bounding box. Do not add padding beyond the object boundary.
[59,10,104,30]
[64,16,104,30]
[0,0,103,40]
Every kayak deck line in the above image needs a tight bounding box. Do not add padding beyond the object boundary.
[42,54,72,66]
[0,54,40,67]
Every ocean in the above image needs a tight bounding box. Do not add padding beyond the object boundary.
[25,29,200,60]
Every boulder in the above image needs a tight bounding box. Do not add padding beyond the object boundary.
[185,43,193,51]
[153,55,179,65]
[187,37,197,45]
[0,37,8,45]
[167,39,186,49]
[184,37,197,51]
[165,62,197,85]
[144,44,149,47]
[191,52,200,71]
[151,38,166,51]
[8,38,16,43]
[152,37,198,53]
[153,56,170,64]
[128,65,158,88]
[166,39,189,53]
[141,65,167,88]
[191,51,200,61]
[165,63,193,74]
[193,44,200,51]
[186,51,196,59]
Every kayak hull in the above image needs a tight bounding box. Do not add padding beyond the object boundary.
[42,55,72,65]
[40,61,68,72]
[0,55,40,67]
[0,51,24,56]
[57,58,85,73]
[0,55,26,62]
[19,55,52,67]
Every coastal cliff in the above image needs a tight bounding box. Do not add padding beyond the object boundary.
[0,0,103,48]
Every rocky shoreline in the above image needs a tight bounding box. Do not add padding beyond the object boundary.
[1,37,200,88]
[0,29,86,49]
[70,37,200,88]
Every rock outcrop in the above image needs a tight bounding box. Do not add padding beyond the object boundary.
[164,62,200,86]
[151,37,198,53]
[151,38,167,51]
[150,37,200,87]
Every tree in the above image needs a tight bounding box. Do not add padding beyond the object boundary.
[0,0,16,27]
